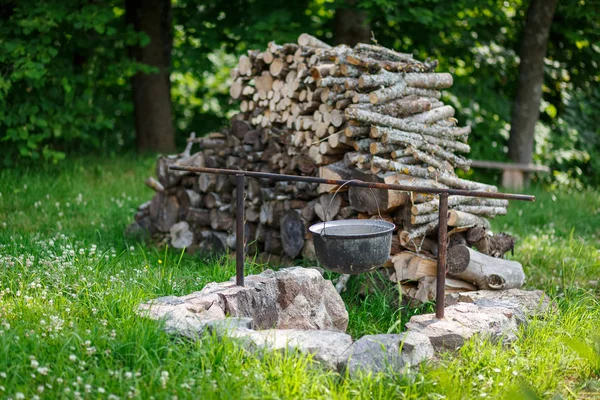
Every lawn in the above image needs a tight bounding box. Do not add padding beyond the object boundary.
[0,155,599,399]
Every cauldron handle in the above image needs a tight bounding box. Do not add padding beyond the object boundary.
[322,180,383,236]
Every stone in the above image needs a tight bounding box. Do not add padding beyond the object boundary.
[160,307,207,339]
[205,317,255,335]
[406,302,519,352]
[138,266,348,333]
[186,267,348,331]
[445,289,555,320]
[338,331,434,376]
[223,328,353,370]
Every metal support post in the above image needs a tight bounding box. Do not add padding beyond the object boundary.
[235,174,245,286]
[435,193,449,319]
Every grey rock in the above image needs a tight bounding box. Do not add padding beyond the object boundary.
[205,317,255,335]
[153,295,186,306]
[224,328,353,370]
[406,303,519,352]
[192,267,348,331]
[445,289,554,320]
[161,307,207,339]
[338,331,433,376]
[138,266,348,333]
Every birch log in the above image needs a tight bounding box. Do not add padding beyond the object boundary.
[447,245,525,290]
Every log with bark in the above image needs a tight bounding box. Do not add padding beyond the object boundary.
[447,245,525,290]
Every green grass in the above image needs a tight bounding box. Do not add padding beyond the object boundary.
[0,156,599,399]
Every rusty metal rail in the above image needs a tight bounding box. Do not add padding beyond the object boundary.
[170,165,535,319]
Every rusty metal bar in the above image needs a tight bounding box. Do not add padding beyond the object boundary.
[235,174,245,286]
[169,166,535,202]
[435,193,449,319]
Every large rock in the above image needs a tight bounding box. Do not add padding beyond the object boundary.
[406,302,519,352]
[338,331,434,376]
[221,328,353,370]
[139,267,348,333]
[445,289,554,320]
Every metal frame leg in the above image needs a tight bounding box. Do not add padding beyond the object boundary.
[435,193,449,319]
[235,174,245,286]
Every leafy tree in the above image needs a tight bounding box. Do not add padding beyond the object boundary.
[0,1,142,163]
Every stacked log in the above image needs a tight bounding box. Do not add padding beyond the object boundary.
[128,34,523,302]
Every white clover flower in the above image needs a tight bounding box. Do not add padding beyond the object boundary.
[15,392,25,400]
[0,372,5,378]
[69,354,77,362]
[37,367,49,375]
[30,359,39,369]
[125,372,133,379]
[160,371,169,388]
[37,385,44,393]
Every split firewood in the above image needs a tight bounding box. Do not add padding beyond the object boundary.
[315,193,342,221]
[198,230,228,255]
[388,251,436,282]
[280,210,306,259]
[454,205,507,218]
[145,177,165,192]
[374,126,471,153]
[469,230,516,258]
[371,156,497,191]
[447,210,491,229]
[346,108,470,139]
[186,207,212,227]
[317,161,353,194]
[298,33,331,49]
[348,170,409,215]
[399,220,439,246]
[170,221,194,249]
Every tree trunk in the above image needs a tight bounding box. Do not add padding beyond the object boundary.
[126,0,176,153]
[508,0,558,186]
[333,1,371,46]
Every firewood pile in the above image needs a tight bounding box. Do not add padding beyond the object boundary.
[127,34,525,303]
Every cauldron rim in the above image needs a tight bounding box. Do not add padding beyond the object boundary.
[308,219,395,239]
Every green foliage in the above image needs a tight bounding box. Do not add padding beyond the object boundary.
[0,1,143,164]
